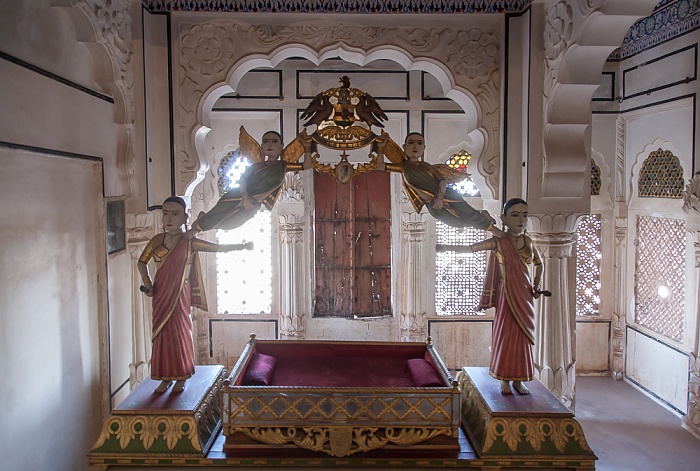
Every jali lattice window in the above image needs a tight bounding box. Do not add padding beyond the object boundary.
[591,159,601,196]
[216,149,272,314]
[634,215,685,342]
[445,150,480,196]
[435,150,486,315]
[638,148,684,198]
[576,214,601,316]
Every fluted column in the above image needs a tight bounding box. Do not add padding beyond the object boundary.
[126,212,158,390]
[398,211,428,342]
[529,213,580,409]
[278,214,306,339]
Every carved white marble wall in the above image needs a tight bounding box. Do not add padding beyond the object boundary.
[57,0,140,198]
[529,213,580,409]
[171,15,501,201]
[682,172,700,439]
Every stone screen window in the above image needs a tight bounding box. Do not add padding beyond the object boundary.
[638,148,684,198]
[591,159,601,195]
[435,150,486,316]
[634,215,685,342]
[575,214,602,316]
[215,149,272,314]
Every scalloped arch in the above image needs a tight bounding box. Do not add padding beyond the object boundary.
[187,43,484,196]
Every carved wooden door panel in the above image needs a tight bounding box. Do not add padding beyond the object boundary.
[314,171,391,318]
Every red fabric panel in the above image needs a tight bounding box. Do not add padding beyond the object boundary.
[237,344,443,388]
[407,358,444,387]
[269,355,415,387]
[242,352,277,386]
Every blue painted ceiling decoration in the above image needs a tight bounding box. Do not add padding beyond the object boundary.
[141,0,530,14]
[141,0,698,60]
[613,0,699,60]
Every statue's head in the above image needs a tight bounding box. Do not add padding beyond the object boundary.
[501,198,529,235]
[262,131,284,160]
[162,196,188,233]
[403,132,425,161]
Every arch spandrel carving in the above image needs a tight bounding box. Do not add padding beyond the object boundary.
[173,18,502,197]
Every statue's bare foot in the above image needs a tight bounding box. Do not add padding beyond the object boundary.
[172,380,187,393]
[513,381,531,395]
[154,380,173,393]
[499,380,513,395]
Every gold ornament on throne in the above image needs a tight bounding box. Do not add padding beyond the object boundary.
[300,76,388,184]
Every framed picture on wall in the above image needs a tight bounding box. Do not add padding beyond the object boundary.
[106,199,126,255]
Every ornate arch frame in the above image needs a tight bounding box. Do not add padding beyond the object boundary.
[171,18,502,201]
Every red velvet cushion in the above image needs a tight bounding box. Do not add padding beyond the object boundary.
[407,358,443,387]
[242,353,277,385]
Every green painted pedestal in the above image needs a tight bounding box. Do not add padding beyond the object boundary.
[89,365,224,465]
[459,367,597,470]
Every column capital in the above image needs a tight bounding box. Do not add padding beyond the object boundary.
[528,212,581,234]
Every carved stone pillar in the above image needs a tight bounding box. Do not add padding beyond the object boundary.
[682,172,700,438]
[611,225,627,379]
[529,213,579,409]
[126,212,158,390]
[398,211,428,342]
[278,214,306,339]
[611,117,628,380]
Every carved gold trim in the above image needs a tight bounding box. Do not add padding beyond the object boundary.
[230,425,452,457]
[92,415,200,451]
[458,370,595,460]
[311,151,377,184]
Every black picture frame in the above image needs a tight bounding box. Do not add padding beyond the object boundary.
[106,199,126,255]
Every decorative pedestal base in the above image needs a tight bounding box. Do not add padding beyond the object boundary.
[88,365,225,466]
[458,367,597,470]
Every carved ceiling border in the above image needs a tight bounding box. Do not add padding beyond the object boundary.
[175,21,501,196]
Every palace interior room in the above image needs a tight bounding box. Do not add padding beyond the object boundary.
[1,1,699,470]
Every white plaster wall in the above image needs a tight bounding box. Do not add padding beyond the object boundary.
[108,251,134,407]
[428,319,493,371]
[576,321,611,373]
[626,328,689,413]
[0,150,104,471]
[0,1,124,469]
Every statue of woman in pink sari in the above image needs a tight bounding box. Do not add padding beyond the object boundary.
[137,196,253,393]
[438,198,543,395]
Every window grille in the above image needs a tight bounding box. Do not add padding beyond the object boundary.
[591,159,601,195]
[435,150,486,315]
[638,148,684,198]
[215,149,272,314]
[634,215,685,342]
[576,214,601,316]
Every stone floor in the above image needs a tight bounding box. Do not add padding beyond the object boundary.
[576,376,700,471]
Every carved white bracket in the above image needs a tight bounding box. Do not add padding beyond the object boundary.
[682,172,700,216]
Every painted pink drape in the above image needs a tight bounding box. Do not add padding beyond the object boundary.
[150,238,199,381]
[481,237,536,382]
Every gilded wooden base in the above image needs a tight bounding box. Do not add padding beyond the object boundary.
[459,367,597,468]
[88,365,225,462]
